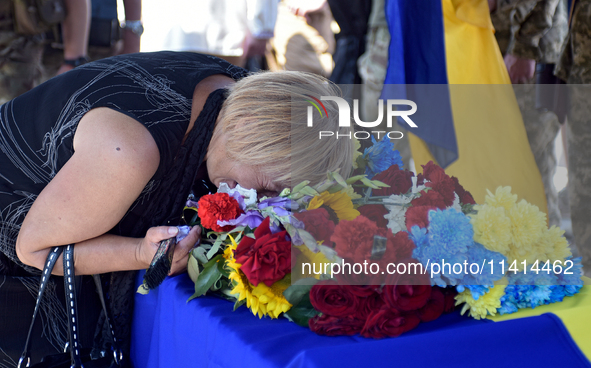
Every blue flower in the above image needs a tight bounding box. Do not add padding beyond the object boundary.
[427,209,473,255]
[558,257,584,291]
[362,136,403,178]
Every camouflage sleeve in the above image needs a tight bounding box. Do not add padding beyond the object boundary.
[507,0,560,60]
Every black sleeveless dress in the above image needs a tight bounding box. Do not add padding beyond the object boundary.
[0,51,247,365]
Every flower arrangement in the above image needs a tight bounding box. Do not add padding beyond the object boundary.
[180,137,584,338]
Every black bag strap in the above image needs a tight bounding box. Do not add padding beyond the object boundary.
[19,246,64,368]
[63,244,83,367]
[19,246,122,368]
[92,274,124,365]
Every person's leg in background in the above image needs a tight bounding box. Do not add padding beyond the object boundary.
[358,0,411,169]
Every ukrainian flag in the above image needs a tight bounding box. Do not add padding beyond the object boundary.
[383,0,548,214]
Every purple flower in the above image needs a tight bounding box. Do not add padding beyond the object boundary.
[185,200,199,209]
[176,225,191,242]
[217,210,264,229]
[258,197,298,216]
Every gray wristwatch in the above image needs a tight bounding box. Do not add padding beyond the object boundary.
[122,20,144,36]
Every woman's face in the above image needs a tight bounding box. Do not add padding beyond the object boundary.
[206,133,281,198]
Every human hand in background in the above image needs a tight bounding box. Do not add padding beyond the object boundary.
[504,54,536,84]
[285,0,328,23]
[243,33,268,58]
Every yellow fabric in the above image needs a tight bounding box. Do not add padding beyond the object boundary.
[489,277,591,358]
[409,0,548,214]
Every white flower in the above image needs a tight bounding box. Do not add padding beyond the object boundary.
[385,204,408,234]
[218,183,258,206]
[451,192,463,213]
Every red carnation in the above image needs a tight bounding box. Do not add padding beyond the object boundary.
[426,177,456,207]
[309,314,364,336]
[198,192,243,232]
[372,165,414,196]
[410,190,447,209]
[234,217,291,287]
[294,208,336,246]
[417,287,445,322]
[405,205,434,230]
[357,204,389,228]
[451,176,476,205]
[388,231,416,262]
[360,308,421,338]
[421,161,446,182]
[331,216,378,261]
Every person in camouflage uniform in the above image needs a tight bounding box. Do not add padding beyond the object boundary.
[555,0,591,276]
[0,1,45,104]
[491,0,568,228]
[357,0,412,169]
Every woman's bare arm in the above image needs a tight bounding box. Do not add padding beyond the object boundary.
[15,107,198,275]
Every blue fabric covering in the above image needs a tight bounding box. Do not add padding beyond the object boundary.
[131,271,591,368]
[382,0,458,168]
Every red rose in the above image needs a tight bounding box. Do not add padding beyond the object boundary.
[440,286,458,313]
[410,190,447,209]
[309,314,364,336]
[357,204,389,228]
[451,176,476,205]
[331,216,378,261]
[309,280,360,317]
[360,308,421,338]
[198,192,243,232]
[294,208,336,246]
[417,287,444,322]
[405,205,434,230]
[372,165,414,196]
[381,264,432,312]
[234,217,291,287]
[357,290,385,320]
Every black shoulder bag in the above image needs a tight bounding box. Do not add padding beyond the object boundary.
[18,245,124,368]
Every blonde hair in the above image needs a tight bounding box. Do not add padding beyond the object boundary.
[215,71,354,187]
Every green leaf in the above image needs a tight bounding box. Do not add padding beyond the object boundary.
[370,179,390,188]
[345,174,366,184]
[283,293,320,327]
[233,298,246,311]
[332,172,348,189]
[192,247,208,265]
[283,279,318,306]
[360,177,380,189]
[188,254,224,301]
[291,180,310,195]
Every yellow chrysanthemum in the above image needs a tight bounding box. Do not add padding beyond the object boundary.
[307,191,360,220]
[352,137,362,169]
[455,278,507,319]
[225,236,292,319]
[484,186,518,211]
[506,200,547,265]
[471,205,512,255]
[539,225,571,263]
[293,244,331,281]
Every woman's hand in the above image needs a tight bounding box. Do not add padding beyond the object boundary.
[138,226,202,275]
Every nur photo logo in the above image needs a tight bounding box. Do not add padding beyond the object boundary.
[305,95,418,140]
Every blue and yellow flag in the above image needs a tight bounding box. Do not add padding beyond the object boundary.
[383,0,547,213]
